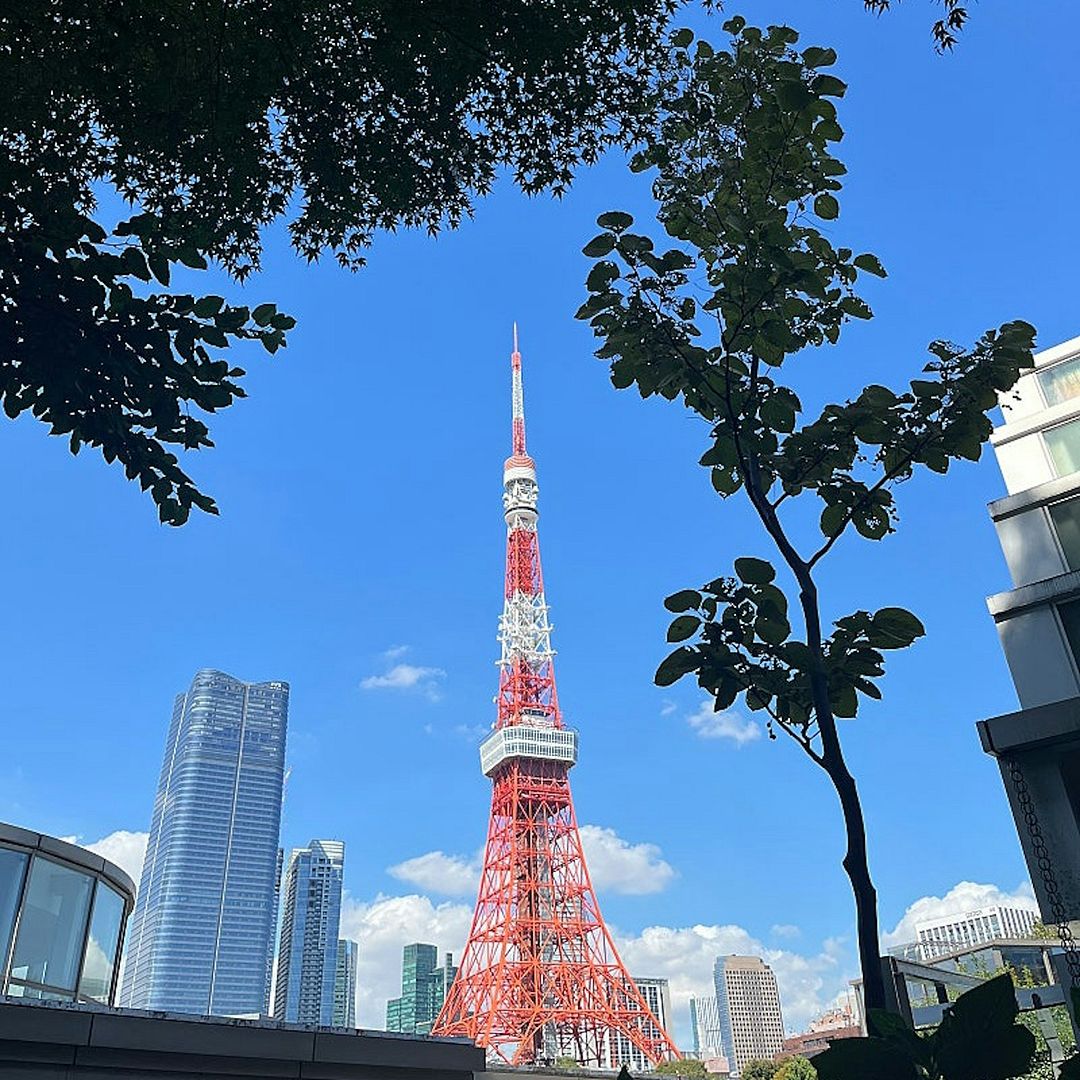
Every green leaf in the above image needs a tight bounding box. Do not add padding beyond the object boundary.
[664,589,702,613]
[814,193,839,220]
[734,557,775,584]
[586,261,620,292]
[193,295,225,318]
[596,211,633,232]
[871,607,925,648]
[671,27,694,48]
[582,234,616,258]
[854,253,887,278]
[177,247,208,270]
[820,502,846,537]
[802,46,838,68]
[667,616,701,643]
[812,74,847,98]
[755,615,790,646]
[148,251,170,286]
[812,1036,920,1080]
[655,646,698,687]
[866,1009,927,1063]
[252,303,276,326]
[932,973,1036,1080]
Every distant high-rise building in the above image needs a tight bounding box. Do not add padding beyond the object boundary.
[386,944,456,1035]
[689,993,723,1056]
[273,840,345,1024]
[333,939,359,1028]
[714,955,785,1075]
[913,905,1038,960]
[604,977,673,1070]
[121,670,288,1016]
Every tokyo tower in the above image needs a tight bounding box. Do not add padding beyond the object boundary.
[432,329,680,1068]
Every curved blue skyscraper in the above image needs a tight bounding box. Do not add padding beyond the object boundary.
[120,669,288,1016]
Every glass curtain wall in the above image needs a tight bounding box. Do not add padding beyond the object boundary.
[0,843,129,1004]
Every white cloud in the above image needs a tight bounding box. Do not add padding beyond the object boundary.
[882,880,1038,949]
[772,924,801,940]
[61,829,149,886]
[579,825,676,896]
[382,645,410,661]
[660,700,678,717]
[388,852,481,897]
[686,701,761,746]
[389,825,675,900]
[340,892,848,1042]
[339,893,473,1028]
[613,922,849,1042]
[361,662,445,702]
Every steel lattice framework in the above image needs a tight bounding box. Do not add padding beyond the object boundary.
[432,330,680,1068]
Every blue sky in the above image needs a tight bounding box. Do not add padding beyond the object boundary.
[2,0,1076,1041]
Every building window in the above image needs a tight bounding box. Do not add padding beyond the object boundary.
[8,857,93,994]
[0,847,29,969]
[1044,418,1080,478]
[1039,356,1080,407]
[1059,598,1080,672]
[1050,497,1080,571]
[79,884,126,1002]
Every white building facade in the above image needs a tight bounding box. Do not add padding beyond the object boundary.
[914,905,1037,959]
[978,334,1080,928]
[603,976,673,1071]
[714,956,784,1076]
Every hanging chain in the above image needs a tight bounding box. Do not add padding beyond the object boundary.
[1007,757,1080,986]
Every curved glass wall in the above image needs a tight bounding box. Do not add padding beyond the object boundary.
[0,827,133,1005]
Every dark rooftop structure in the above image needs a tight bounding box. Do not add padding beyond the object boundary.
[0,998,484,1080]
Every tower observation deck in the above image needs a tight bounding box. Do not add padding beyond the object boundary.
[431,330,679,1068]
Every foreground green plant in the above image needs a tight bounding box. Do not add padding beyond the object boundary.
[577,19,1035,1009]
[814,974,1035,1079]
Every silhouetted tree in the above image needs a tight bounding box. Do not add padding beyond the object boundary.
[578,18,1034,1009]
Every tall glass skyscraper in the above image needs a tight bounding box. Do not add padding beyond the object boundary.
[386,944,456,1034]
[120,669,288,1016]
[273,839,345,1024]
[333,939,359,1027]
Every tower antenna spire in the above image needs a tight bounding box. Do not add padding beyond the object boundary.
[433,335,679,1069]
[511,324,526,457]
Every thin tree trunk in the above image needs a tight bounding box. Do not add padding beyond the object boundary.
[732,393,887,1014]
[795,575,887,1014]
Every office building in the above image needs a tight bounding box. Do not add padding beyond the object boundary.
[604,977,673,1070]
[0,822,134,1005]
[689,994,723,1056]
[386,944,456,1035]
[120,669,289,1016]
[977,334,1080,932]
[334,939,359,1027]
[714,955,785,1075]
[912,904,1037,960]
[273,840,345,1024]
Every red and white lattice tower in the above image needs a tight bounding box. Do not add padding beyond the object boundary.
[432,329,680,1068]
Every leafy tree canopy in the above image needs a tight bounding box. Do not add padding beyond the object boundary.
[742,1059,779,1080]
[655,1058,708,1077]
[775,1057,817,1080]
[0,0,675,522]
